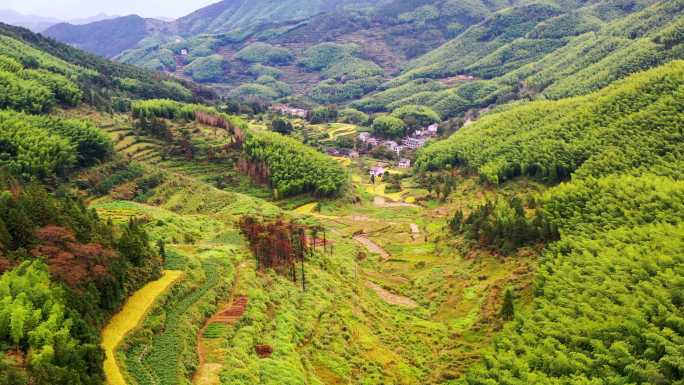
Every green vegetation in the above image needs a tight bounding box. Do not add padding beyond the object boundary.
[235,43,293,65]
[247,63,282,78]
[339,108,369,125]
[242,130,347,197]
[322,56,383,80]
[299,42,360,71]
[122,257,232,385]
[411,59,684,384]
[0,23,197,105]
[372,115,407,139]
[391,104,440,129]
[416,61,684,184]
[0,110,112,179]
[183,55,229,83]
[0,261,103,385]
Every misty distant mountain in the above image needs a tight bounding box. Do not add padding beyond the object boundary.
[69,13,120,25]
[43,15,170,58]
[0,9,61,32]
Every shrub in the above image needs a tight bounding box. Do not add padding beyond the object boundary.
[183,55,229,83]
[235,43,293,65]
[299,42,359,71]
[391,105,441,129]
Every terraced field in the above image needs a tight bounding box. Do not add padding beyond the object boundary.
[102,270,184,385]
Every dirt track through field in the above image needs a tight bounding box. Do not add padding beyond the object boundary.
[353,234,390,261]
[366,282,419,308]
[194,263,248,385]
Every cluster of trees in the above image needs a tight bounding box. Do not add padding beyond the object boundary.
[299,42,360,71]
[372,115,406,138]
[183,55,229,83]
[0,110,112,180]
[0,54,83,113]
[419,172,457,202]
[412,61,684,385]
[131,99,206,121]
[242,130,347,197]
[310,77,381,104]
[308,105,339,124]
[0,179,162,384]
[305,45,384,104]
[450,196,559,254]
[229,76,292,101]
[0,261,104,385]
[235,43,293,65]
[390,105,440,129]
[416,61,684,184]
[239,216,327,289]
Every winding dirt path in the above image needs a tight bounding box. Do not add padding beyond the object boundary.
[353,234,390,261]
[365,282,419,309]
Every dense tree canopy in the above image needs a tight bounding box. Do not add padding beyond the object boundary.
[372,115,407,139]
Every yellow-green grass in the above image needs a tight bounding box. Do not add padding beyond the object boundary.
[294,202,319,214]
[332,156,352,167]
[102,270,184,385]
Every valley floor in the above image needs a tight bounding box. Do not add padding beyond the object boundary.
[83,110,541,385]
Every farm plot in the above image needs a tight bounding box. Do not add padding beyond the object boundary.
[102,270,184,385]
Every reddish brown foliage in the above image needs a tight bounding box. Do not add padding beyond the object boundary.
[236,159,271,186]
[255,344,273,358]
[31,225,116,287]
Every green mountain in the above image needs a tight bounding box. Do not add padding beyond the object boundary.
[173,0,393,36]
[417,57,684,385]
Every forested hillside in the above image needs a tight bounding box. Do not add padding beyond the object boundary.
[0,26,196,385]
[415,61,684,384]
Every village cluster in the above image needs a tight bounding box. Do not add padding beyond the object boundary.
[270,104,440,171]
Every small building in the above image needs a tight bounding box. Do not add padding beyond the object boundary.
[382,140,399,151]
[326,148,340,156]
[180,49,188,56]
[398,159,411,168]
[358,132,371,142]
[349,150,360,158]
[366,137,379,147]
[394,145,406,155]
[427,123,439,135]
[270,104,309,119]
[370,166,385,177]
[402,137,427,150]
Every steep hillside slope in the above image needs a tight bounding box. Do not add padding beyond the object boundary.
[355,0,684,117]
[417,60,684,384]
[0,22,205,104]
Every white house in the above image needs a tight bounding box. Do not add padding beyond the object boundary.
[402,137,427,150]
[370,166,385,177]
[358,132,371,142]
[180,49,188,56]
[398,159,411,168]
[382,140,399,151]
[427,124,439,135]
[270,104,309,119]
